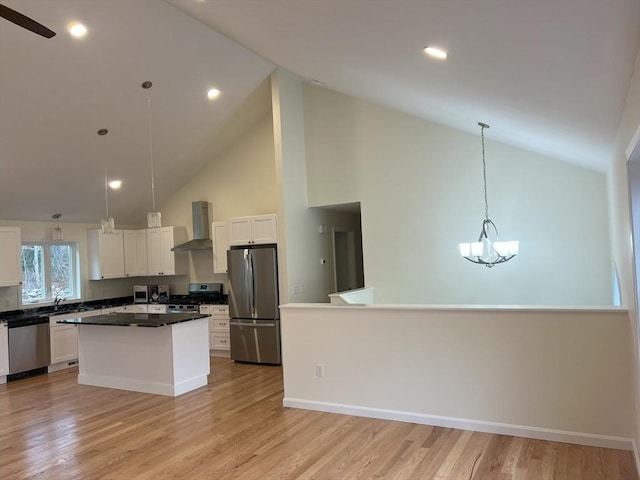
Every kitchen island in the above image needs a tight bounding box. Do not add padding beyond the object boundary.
[57,312,210,397]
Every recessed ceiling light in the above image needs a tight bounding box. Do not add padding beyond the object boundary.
[424,46,447,60]
[207,88,221,100]
[68,22,87,38]
[108,180,122,190]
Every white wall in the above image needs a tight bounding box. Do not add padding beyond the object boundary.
[281,304,633,449]
[158,113,277,294]
[303,85,612,306]
[271,70,364,304]
[607,47,640,463]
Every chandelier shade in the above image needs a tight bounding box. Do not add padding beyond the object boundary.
[459,123,519,268]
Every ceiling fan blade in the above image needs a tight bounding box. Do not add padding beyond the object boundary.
[0,4,56,38]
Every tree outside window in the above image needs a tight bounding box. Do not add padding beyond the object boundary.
[21,242,79,304]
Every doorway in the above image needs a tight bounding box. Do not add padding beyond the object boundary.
[333,229,357,292]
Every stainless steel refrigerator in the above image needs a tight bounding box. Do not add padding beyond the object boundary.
[227,244,281,364]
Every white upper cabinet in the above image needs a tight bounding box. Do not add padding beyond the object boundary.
[146,226,187,276]
[227,214,278,246]
[87,229,125,280]
[135,229,149,276]
[212,221,228,274]
[123,229,148,277]
[0,227,21,287]
[123,230,137,277]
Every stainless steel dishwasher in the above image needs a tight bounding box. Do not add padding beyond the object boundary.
[8,316,50,379]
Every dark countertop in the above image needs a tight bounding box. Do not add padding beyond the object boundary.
[56,312,209,328]
[0,294,227,326]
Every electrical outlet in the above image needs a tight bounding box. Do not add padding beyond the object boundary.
[315,364,324,378]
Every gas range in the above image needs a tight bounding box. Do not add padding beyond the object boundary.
[165,283,227,313]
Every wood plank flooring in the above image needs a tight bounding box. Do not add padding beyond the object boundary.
[0,358,636,480]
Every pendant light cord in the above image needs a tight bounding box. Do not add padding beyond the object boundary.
[104,162,109,217]
[142,81,156,213]
[97,128,110,218]
[147,94,156,212]
[480,122,490,222]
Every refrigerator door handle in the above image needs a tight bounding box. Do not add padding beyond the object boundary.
[230,321,276,328]
[243,249,252,315]
[249,250,256,318]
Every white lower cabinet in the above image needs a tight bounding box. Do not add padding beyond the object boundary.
[49,309,102,371]
[200,305,230,357]
[117,304,148,313]
[147,304,166,314]
[0,323,9,382]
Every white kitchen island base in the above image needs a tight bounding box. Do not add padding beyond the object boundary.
[77,317,210,397]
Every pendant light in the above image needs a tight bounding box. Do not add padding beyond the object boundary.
[143,81,162,228]
[52,213,63,241]
[459,122,519,268]
[97,128,115,234]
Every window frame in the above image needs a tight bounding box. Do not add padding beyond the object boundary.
[20,241,81,307]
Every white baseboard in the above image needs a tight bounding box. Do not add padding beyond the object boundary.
[48,360,79,373]
[78,373,207,397]
[633,440,640,478]
[283,398,634,451]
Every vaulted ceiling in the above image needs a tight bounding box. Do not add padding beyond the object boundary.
[1,0,639,224]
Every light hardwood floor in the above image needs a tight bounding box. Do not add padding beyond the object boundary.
[0,358,636,480]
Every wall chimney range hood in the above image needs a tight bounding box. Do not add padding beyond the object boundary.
[171,201,212,252]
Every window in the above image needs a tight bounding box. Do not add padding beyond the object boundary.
[21,242,80,305]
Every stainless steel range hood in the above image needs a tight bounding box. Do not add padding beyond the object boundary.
[171,201,213,252]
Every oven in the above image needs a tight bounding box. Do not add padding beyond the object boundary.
[165,283,226,313]
[165,304,199,314]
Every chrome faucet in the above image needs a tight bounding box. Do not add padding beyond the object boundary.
[53,295,65,311]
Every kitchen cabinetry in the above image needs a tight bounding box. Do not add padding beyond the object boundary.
[147,304,166,314]
[212,221,228,274]
[124,230,148,277]
[227,214,277,246]
[201,305,230,357]
[49,309,102,370]
[146,226,188,276]
[0,323,8,381]
[117,304,148,313]
[87,229,125,280]
[0,227,21,287]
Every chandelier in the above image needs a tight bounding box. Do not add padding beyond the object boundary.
[97,128,115,234]
[459,122,519,268]
[142,81,162,228]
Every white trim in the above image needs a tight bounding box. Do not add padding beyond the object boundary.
[626,123,640,161]
[78,373,208,397]
[633,439,640,478]
[283,397,634,451]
